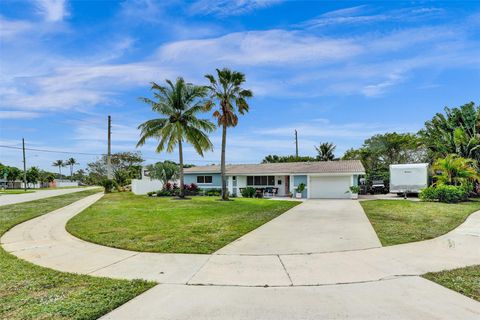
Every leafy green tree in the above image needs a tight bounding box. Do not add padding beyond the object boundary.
[65,158,78,179]
[86,152,144,186]
[205,68,253,200]
[52,160,65,177]
[342,132,426,189]
[137,78,215,198]
[316,142,336,161]
[71,169,86,183]
[26,167,40,187]
[147,161,179,185]
[6,166,21,188]
[432,154,479,187]
[262,155,317,163]
[420,102,480,162]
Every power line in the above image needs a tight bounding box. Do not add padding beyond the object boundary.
[0,145,104,156]
[1,145,261,164]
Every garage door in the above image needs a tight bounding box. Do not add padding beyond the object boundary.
[309,176,351,199]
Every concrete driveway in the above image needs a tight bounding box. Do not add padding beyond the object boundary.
[2,194,480,319]
[216,199,382,255]
[0,187,97,206]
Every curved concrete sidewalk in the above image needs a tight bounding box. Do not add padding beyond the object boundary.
[2,193,480,287]
[0,186,98,206]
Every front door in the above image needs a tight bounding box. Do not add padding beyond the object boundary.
[285,175,290,196]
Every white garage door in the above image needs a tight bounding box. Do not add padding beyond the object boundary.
[309,176,351,199]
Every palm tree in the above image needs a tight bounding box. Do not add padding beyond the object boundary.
[316,142,336,161]
[52,160,65,178]
[65,157,78,179]
[137,78,215,198]
[433,154,479,186]
[205,68,253,200]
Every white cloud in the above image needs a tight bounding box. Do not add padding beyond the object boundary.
[157,29,362,66]
[0,16,33,39]
[0,111,41,119]
[189,0,282,17]
[35,0,69,22]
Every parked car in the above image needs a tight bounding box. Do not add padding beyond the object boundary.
[389,163,429,195]
[370,180,387,194]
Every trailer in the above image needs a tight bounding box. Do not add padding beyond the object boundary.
[389,163,429,195]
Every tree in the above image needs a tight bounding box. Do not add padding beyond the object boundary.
[26,167,40,187]
[86,152,144,186]
[137,78,215,198]
[38,170,55,187]
[147,161,179,185]
[72,169,86,184]
[420,102,480,162]
[6,166,21,188]
[316,142,336,161]
[65,158,78,179]
[432,154,479,187]
[52,160,65,177]
[262,155,317,163]
[205,68,253,200]
[342,132,426,189]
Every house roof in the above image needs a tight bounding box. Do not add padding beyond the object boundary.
[183,160,365,175]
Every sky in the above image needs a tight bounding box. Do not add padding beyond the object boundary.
[1,0,479,172]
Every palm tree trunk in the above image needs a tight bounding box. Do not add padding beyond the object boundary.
[70,166,73,179]
[221,123,228,200]
[178,139,185,198]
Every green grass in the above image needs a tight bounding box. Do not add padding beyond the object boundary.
[0,189,155,320]
[0,190,35,195]
[361,199,480,246]
[67,192,300,254]
[423,265,480,302]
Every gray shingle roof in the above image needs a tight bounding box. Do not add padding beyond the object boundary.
[184,160,365,175]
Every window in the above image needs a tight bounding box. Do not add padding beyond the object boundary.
[197,176,213,184]
[246,176,275,186]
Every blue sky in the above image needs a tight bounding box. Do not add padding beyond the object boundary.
[1,0,479,171]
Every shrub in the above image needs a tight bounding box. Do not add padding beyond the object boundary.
[241,187,256,198]
[420,185,468,203]
[156,189,173,197]
[183,183,199,196]
[436,185,468,203]
[419,186,437,201]
[197,188,222,197]
[100,179,116,193]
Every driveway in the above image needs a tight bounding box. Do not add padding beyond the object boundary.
[2,195,480,319]
[216,199,382,255]
[0,187,97,206]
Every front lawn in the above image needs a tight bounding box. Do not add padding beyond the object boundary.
[66,192,300,254]
[423,265,480,302]
[361,199,480,246]
[0,189,155,320]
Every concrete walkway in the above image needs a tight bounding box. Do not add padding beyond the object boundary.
[0,187,97,206]
[216,199,382,255]
[2,194,480,319]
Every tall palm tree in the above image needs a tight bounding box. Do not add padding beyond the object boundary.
[433,154,479,186]
[52,160,65,177]
[316,142,336,161]
[205,68,253,200]
[137,78,215,198]
[65,157,78,179]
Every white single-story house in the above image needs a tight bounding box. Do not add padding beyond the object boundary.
[184,160,365,199]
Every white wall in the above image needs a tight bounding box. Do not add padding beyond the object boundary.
[55,180,79,188]
[132,179,163,195]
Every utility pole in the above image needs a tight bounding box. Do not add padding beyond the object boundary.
[295,129,299,158]
[107,115,113,179]
[22,138,27,192]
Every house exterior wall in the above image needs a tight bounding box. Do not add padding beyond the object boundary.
[184,173,222,189]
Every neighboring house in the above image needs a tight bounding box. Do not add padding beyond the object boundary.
[184,160,365,199]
